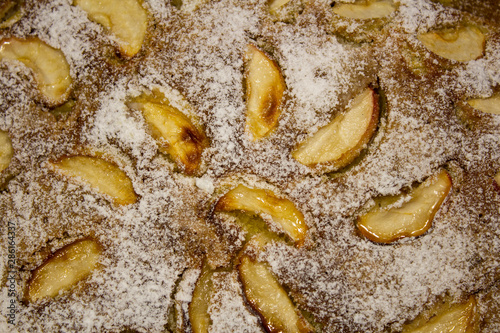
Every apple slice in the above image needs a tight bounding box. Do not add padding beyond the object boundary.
[49,156,138,205]
[402,296,479,333]
[74,0,147,57]
[26,239,102,303]
[244,44,286,141]
[292,88,379,169]
[189,263,215,333]
[238,255,313,333]
[495,170,500,187]
[418,26,485,62]
[269,0,292,12]
[214,184,308,247]
[357,169,452,244]
[0,0,23,28]
[129,97,208,175]
[0,37,72,105]
[467,94,500,115]
[332,1,396,19]
[0,130,13,173]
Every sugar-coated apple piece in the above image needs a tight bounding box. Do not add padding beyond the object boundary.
[418,26,485,62]
[0,130,13,173]
[357,169,452,244]
[402,296,479,333]
[467,94,500,115]
[332,0,396,19]
[74,0,147,57]
[49,156,138,205]
[0,37,72,105]
[26,239,102,303]
[215,184,308,247]
[238,255,314,333]
[245,44,286,141]
[269,0,292,12]
[129,97,208,175]
[292,88,379,169]
[189,262,215,333]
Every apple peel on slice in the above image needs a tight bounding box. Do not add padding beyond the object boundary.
[245,44,286,141]
[215,184,308,247]
[0,130,13,173]
[0,37,72,105]
[467,94,500,115]
[74,0,148,57]
[418,26,485,62]
[357,169,452,244]
[292,88,379,169]
[49,156,138,206]
[332,1,396,19]
[26,239,102,303]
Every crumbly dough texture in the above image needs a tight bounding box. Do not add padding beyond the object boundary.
[0,0,500,332]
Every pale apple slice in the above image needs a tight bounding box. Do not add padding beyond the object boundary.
[467,94,500,115]
[402,296,479,333]
[214,184,308,247]
[238,255,314,333]
[0,38,72,105]
[357,169,452,244]
[245,44,286,141]
[332,1,396,19]
[418,26,485,62]
[49,156,138,205]
[0,130,13,173]
[269,0,292,12]
[74,0,147,57]
[292,88,379,168]
[26,239,102,303]
[129,98,208,175]
[189,263,215,333]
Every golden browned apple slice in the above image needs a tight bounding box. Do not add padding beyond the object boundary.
[49,156,138,205]
[467,94,500,115]
[74,0,147,57]
[244,44,286,141]
[402,296,479,333]
[0,38,72,105]
[357,169,452,244]
[189,263,215,333]
[26,239,102,303]
[292,88,379,169]
[238,255,313,333]
[0,0,23,28]
[418,26,485,62]
[0,130,13,173]
[215,184,308,247]
[332,0,396,19]
[269,0,292,12]
[129,98,208,175]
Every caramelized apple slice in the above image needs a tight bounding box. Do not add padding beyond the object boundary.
[49,156,137,205]
[238,256,313,333]
[357,169,452,244]
[129,98,208,175]
[332,0,396,19]
[74,0,147,57]
[0,130,13,173]
[269,0,292,12]
[0,38,72,105]
[418,26,485,62]
[292,88,379,169]
[26,239,102,303]
[245,44,286,140]
[495,170,500,187]
[215,184,307,247]
[467,94,500,115]
[402,296,479,333]
[0,0,23,28]
[189,263,215,333]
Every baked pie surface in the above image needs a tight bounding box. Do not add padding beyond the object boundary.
[0,0,499,332]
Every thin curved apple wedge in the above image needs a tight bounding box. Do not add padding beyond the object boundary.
[214,184,308,247]
[418,26,485,62]
[129,96,208,175]
[402,296,479,333]
[0,0,23,28]
[26,239,102,303]
[189,263,215,333]
[467,94,500,115]
[0,37,72,105]
[74,0,147,57]
[269,0,292,12]
[49,156,138,205]
[357,169,452,244]
[292,88,379,169]
[245,44,286,141]
[238,255,314,333]
[0,130,13,173]
[332,0,396,19]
